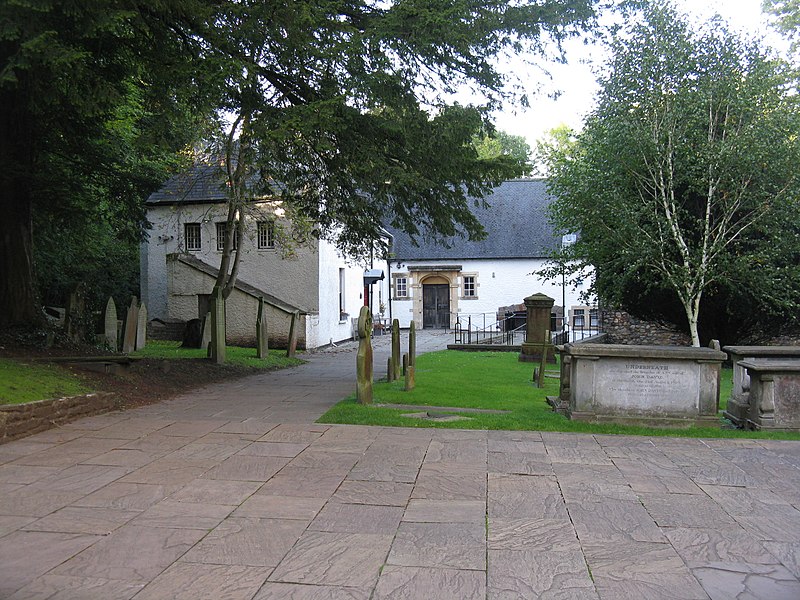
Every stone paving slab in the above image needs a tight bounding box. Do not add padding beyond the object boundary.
[3,331,800,598]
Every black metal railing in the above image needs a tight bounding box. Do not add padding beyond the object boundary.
[453,313,524,345]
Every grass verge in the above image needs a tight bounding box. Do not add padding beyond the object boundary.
[0,358,91,405]
[318,350,800,439]
[130,340,305,369]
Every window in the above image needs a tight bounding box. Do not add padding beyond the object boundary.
[216,222,238,251]
[184,223,201,251]
[573,308,585,328]
[463,275,476,297]
[257,221,275,249]
[590,308,599,328]
[395,276,408,298]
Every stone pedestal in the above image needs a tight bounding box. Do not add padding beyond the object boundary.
[519,293,555,363]
[723,346,800,427]
[740,360,800,431]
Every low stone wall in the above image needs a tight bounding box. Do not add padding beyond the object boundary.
[0,393,121,444]
[602,310,691,346]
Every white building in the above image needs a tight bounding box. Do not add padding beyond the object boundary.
[141,166,379,349]
[379,179,593,335]
[142,173,593,347]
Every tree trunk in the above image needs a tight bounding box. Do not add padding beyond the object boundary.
[0,85,43,329]
[682,295,701,347]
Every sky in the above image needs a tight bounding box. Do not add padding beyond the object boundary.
[492,0,786,152]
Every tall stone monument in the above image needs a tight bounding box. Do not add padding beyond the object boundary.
[408,321,416,368]
[391,319,401,380]
[519,293,556,363]
[256,298,268,359]
[135,303,147,351]
[210,287,226,364]
[104,297,118,351]
[356,306,373,404]
[122,297,139,354]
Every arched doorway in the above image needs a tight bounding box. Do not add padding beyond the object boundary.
[422,276,450,328]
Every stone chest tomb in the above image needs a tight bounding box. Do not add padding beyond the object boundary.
[556,343,726,427]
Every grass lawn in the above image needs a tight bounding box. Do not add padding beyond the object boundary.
[130,340,305,369]
[318,350,800,439]
[0,358,91,405]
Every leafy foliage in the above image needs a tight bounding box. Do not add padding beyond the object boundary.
[541,3,800,345]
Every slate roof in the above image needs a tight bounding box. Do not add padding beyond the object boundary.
[387,179,559,261]
[147,165,228,205]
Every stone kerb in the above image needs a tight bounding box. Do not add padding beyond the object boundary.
[562,343,726,427]
[0,393,121,443]
[723,345,800,428]
[738,359,800,431]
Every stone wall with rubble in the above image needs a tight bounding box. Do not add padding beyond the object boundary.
[602,309,692,346]
[0,393,121,444]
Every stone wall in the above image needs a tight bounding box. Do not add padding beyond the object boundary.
[602,309,691,346]
[0,393,121,444]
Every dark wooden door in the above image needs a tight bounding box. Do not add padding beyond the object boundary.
[422,284,450,328]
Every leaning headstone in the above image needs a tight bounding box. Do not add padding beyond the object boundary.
[356,306,373,404]
[210,287,226,364]
[256,298,268,359]
[103,297,118,351]
[286,310,299,358]
[200,312,211,352]
[135,303,147,350]
[122,297,139,354]
[409,321,416,367]
[391,319,401,380]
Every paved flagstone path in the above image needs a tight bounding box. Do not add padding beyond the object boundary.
[1,331,800,598]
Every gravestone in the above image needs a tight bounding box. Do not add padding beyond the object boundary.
[103,297,118,351]
[535,330,551,388]
[200,312,212,352]
[210,287,226,364]
[519,293,556,363]
[65,283,87,342]
[286,311,299,358]
[722,345,800,427]
[387,357,394,382]
[739,360,800,431]
[122,297,139,354]
[391,319,401,380]
[356,306,373,404]
[559,343,726,427]
[409,321,416,367]
[256,298,268,359]
[404,353,415,391]
[135,303,147,350]
[182,319,203,348]
[402,353,408,376]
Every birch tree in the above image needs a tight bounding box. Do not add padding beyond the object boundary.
[543,3,800,345]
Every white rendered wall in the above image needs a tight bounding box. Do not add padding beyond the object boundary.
[389,258,592,329]
[316,239,372,346]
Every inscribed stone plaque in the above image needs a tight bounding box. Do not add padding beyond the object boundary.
[599,359,699,413]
